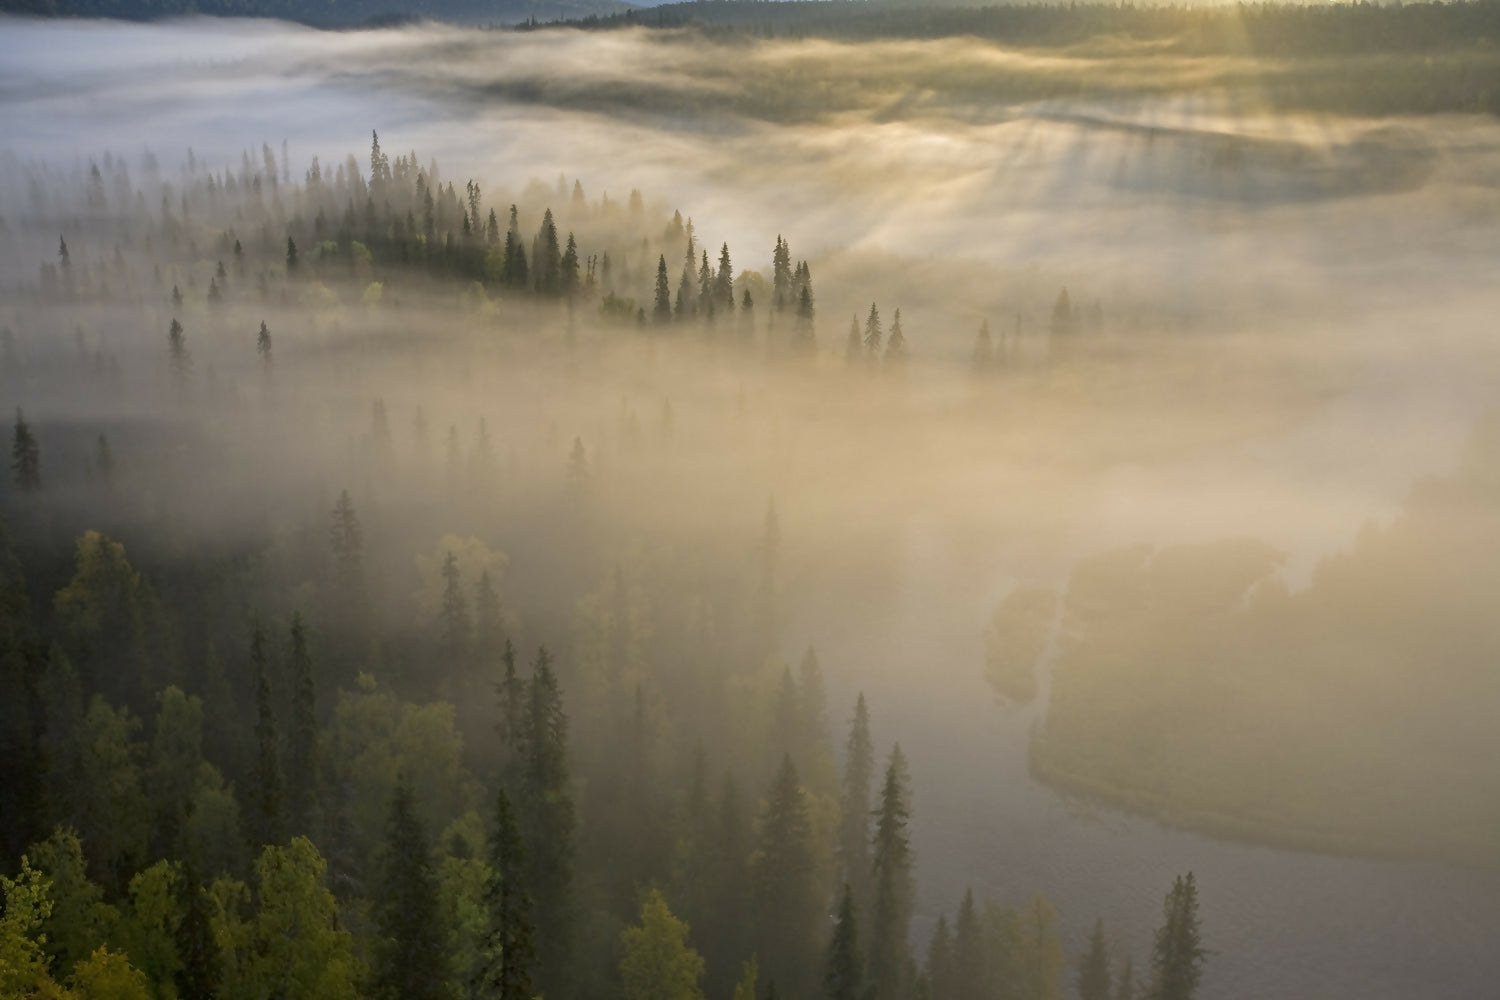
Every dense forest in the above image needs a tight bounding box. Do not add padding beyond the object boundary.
[0,134,1210,1000]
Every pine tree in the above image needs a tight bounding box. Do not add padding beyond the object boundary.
[535,209,561,295]
[837,694,874,922]
[926,915,954,1000]
[256,321,272,370]
[329,490,365,627]
[560,232,580,298]
[479,788,536,1000]
[517,647,575,999]
[475,570,504,665]
[862,304,882,362]
[714,243,734,309]
[1078,918,1112,1000]
[794,285,815,354]
[771,236,793,312]
[869,744,914,1000]
[287,613,317,834]
[438,551,471,677]
[497,639,524,769]
[824,884,864,1000]
[884,309,908,367]
[654,255,673,324]
[752,755,821,999]
[374,779,450,1000]
[11,408,40,492]
[503,206,529,288]
[845,316,862,365]
[972,320,992,373]
[1115,955,1137,1000]
[952,889,984,1000]
[167,319,189,387]
[249,622,284,848]
[286,237,299,272]
[486,208,500,245]
[1146,874,1206,1000]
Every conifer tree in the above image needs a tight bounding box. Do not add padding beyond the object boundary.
[286,237,299,272]
[926,915,954,1000]
[535,209,561,295]
[438,551,471,676]
[560,232,580,298]
[479,787,536,1000]
[475,570,504,666]
[752,755,821,999]
[374,779,450,1000]
[870,744,914,1000]
[167,319,189,387]
[825,884,865,1000]
[884,309,908,367]
[863,304,883,362]
[256,321,272,370]
[1115,956,1136,1000]
[487,208,500,245]
[654,255,673,324]
[287,613,317,834]
[771,236,793,312]
[249,622,284,847]
[837,694,874,922]
[11,408,39,492]
[503,206,529,288]
[1078,918,1112,1000]
[715,243,734,309]
[845,316,862,365]
[517,647,575,999]
[794,285,815,354]
[1147,874,1206,1000]
[972,320,992,372]
[952,889,984,1000]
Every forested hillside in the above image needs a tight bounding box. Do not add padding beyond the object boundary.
[0,133,1204,1000]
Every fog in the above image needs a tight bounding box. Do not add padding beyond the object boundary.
[2,13,1499,1000]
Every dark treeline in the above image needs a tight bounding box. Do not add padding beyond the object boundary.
[0,0,628,27]
[0,134,1202,1000]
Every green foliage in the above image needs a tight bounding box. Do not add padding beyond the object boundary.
[1147,875,1205,1000]
[869,745,914,1000]
[210,837,360,1000]
[116,862,183,1000]
[67,947,150,1000]
[824,885,863,1000]
[619,890,705,1000]
[27,829,118,979]
[0,858,62,997]
[751,756,820,999]
[373,780,450,1000]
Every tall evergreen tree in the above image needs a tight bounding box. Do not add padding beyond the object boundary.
[1078,918,1112,1000]
[926,915,954,1000]
[771,236,793,312]
[1146,874,1206,1000]
[479,788,536,1000]
[837,694,874,922]
[517,647,575,999]
[502,206,529,287]
[951,889,984,1000]
[535,209,561,295]
[654,255,673,324]
[752,755,821,999]
[824,884,864,1000]
[248,622,284,848]
[167,319,189,388]
[884,309,909,367]
[438,551,471,678]
[11,408,40,492]
[286,613,317,834]
[256,321,273,370]
[560,232,580,298]
[714,243,734,309]
[869,744,914,1000]
[862,304,883,362]
[374,779,450,1000]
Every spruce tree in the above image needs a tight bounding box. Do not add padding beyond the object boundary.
[825,884,865,1000]
[926,915,954,1000]
[535,209,561,295]
[256,321,272,370]
[869,744,914,1000]
[249,622,284,847]
[479,787,536,1000]
[286,237,299,272]
[11,408,40,492]
[438,550,471,679]
[752,755,820,999]
[837,694,874,922]
[518,646,575,999]
[714,243,734,309]
[374,779,450,1000]
[1147,874,1206,1000]
[286,613,317,834]
[167,319,189,387]
[560,232,580,298]
[884,309,909,367]
[654,255,673,324]
[1078,918,1112,1000]
[771,236,793,312]
[952,889,984,1000]
[863,304,883,362]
